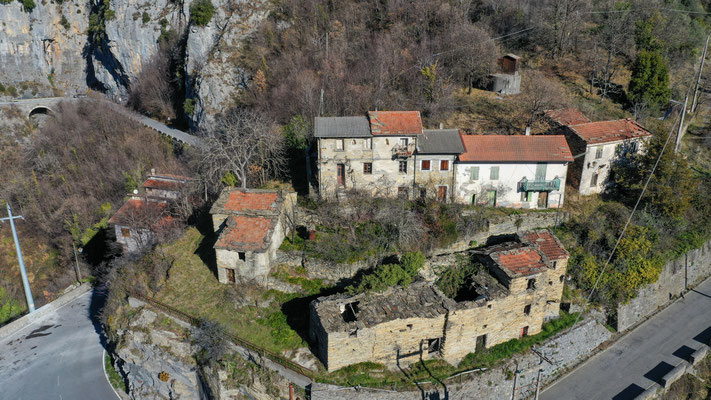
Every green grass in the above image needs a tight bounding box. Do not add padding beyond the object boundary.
[104,353,127,393]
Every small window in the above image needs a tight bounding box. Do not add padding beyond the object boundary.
[427,338,442,354]
[470,166,479,181]
[364,138,372,149]
[399,161,408,174]
[386,139,390,145]
[471,194,476,204]
[121,227,131,238]
[490,166,500,180]
[440,160,449,171]
[560,275,565,282]
[336,139,344,151]
[351,139,357,145]
[631,141,638,153]
[421,160,431,171]
[552,261,558,268]
[400,137,409,146]
[482,324,487,329]
[527,279,536,290]
[238,252,246,261]
[524,304,531,315]
[595,146,603,159]
[521,326,529,337]
[590,172,599,187]
[363,162,373,175]
[487,304,492,309]
[407,324,413,330]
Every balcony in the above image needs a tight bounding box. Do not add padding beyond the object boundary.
[519,177,561,192]
[392,143,415,158]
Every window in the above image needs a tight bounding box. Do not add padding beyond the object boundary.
[520,192,532,202]
[631,141,639,153]
[400,137,409,146]
[527,279,536,290]
[120,227,131,238]
[386,139,390,145]
[351,139,357,145]
[471,194,476,204]
[364,138,372,149]
[470,166,479,181]
[552,261,558,268]
[590,172,599,187]
[440,160,449,171]
[521,326,529,337]
[427,338,442,354]
[238,252,246,261]
[524,304,531,315]
[421,160,431,171]
[399,161,408,174]
[336,139,344,151]
[595,146,603,159]
[490,166,500,180]
[363,162,373,175]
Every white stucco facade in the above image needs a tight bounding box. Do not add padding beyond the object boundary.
[576,139,646,195]
[454,162,569,208]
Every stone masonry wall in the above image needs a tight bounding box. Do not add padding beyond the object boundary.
[617,238,711,331]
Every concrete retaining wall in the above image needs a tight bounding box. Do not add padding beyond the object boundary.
[0,283,92,341]
[617,239,711,332]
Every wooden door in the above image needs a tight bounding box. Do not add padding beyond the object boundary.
[337,164,345,186]
[227,268,236,284]
[437,186,447,201]
[538,191,548,208]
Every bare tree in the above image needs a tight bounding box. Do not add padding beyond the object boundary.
[199,109,286,192]
[520,70,566,129]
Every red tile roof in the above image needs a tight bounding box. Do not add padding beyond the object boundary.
[523,230,569,260]
[568,119,651,145]
[497,249,547,277]
[224,191,279,213]
[458,134,574,163]
[108,199,170,226]
[142,178,185,191]
[544,108,590,126]
[215,215,274,251]
[368,111,423,135]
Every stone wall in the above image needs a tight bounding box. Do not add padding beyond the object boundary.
[617,239,711,332]
[310,314,613,400]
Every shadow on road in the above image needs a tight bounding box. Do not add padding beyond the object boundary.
[611,383,645,400]
[643,361,674,385]
[691,289,711,300]
[88,285,109,349]
[672,345,696,362]
[693,326,711,345]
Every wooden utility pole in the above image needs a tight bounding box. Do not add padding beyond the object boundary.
[691,34,710,113]
[534,369,543,400]
[675,95,688,153]
[511,365,520,400]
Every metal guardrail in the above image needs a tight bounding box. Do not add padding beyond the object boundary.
[129,291,316,380]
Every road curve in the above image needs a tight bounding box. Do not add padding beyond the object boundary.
[0,289,120,400]
[541,276,711,400]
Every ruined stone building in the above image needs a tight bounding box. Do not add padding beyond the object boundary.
[455,135,573,208]
[546,109,652,195]
[210,188,297,284]
[309,229,569,371]
[141,169,192,200]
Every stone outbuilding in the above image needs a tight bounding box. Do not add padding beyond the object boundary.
[489,54,521,95]
[141,169,192,200]
[109,197,174,253]
[309,229,569,371]
[210,188,297,284]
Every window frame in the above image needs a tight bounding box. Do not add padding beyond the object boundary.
[595,146,603,159]
[335,139,344,151]
[363,162,373,175]
[490,166,500,180]
[440,159,450,171]
[470,166,479,181]
[421,159,431,171]
[398,160,408,174]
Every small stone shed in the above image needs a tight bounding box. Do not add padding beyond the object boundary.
[108,197,172,253]
[210,188,297,284]
[309,229,569,371]
[141,169,192,200]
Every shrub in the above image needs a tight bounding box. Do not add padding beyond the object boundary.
[20,0,35,11]
[141,11,150,24]
[60,15,70,30]
[189,0,214,27]
[192,319,228,364]
[436,256,482,300]
[0,0,13,4]
[347,260,421,295]
[400,251,425,276]
[183,98,195,115]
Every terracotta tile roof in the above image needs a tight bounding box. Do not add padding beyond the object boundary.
[108,199,169,226]
[224,191,279,213]
[458,134,574,163]
[523,230,569,260]
[142,178,185,191]
[497,249,547,277]
[215,215,274,252]
[568,119,651,145]
[367,111,423,135]
[544,108,590,126]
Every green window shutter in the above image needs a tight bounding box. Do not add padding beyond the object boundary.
[490,166,499,180]
[470,166,479,181]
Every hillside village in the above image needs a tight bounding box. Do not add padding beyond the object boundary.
[3,1,711,399]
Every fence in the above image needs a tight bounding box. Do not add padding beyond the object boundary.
[129,291,316,380]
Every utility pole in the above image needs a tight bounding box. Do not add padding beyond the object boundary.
[675,95,688,153]
[72,242,83,283]
[534,369,543,400]
[1,203,35,313]
[691,34,710,114]
[511,365,521,400]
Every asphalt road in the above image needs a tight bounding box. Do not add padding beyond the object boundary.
[541,277,711,400]
[0,289,119,400]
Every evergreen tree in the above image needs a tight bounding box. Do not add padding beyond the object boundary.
[628,50,671,109]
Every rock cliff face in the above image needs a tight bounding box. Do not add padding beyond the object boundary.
[0,0,265,127]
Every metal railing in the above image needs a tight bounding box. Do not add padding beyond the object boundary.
[519,177,561,192]
[129,291,316,380]
[391,143,415,158]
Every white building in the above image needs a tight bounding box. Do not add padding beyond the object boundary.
[454,135,573,208]
[561,118,651,195]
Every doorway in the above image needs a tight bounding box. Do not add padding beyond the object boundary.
[486,190,496,207]
[475,334,487,352]
[538,191,549,208]
[227,268,236,284]
[337,164,345,186]
[437,186,447,201]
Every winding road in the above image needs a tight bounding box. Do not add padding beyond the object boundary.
[0,289,119,400]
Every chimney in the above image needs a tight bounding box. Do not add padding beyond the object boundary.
[525,126,531,136]
[439,123,443,129]
[150,168,156,176]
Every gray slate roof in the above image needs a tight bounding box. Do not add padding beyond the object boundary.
[417,129,465,154]
[314,116,371,138]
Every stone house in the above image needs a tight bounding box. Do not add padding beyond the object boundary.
[559,118,652,195]
[209,188,297,284]
[544,108,591,128]
[108,196,174,253]
[414,129,465,201]
[141,169,192,200]
[309,229,569,371]
[454,134,573,208]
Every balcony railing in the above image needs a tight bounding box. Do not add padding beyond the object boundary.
[392,143,415,158]
[519,177,561,192]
